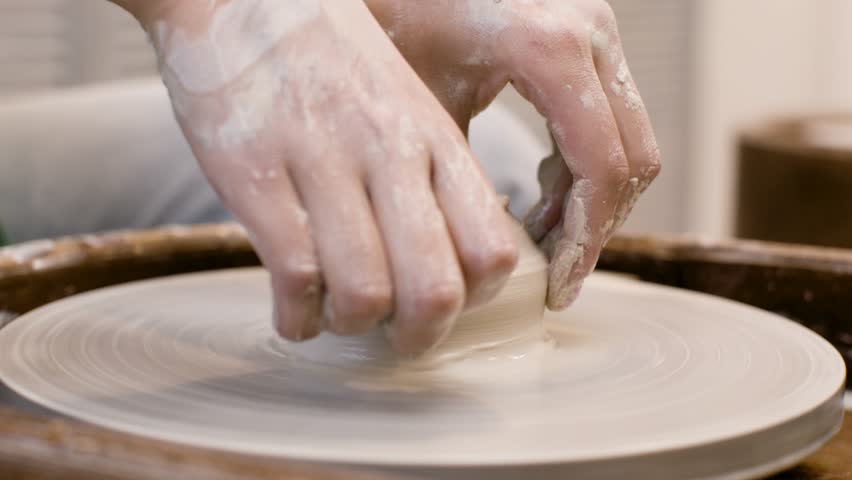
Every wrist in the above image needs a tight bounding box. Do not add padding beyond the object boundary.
[112,0,179,26]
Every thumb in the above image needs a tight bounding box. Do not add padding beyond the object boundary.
[523,133,573,243]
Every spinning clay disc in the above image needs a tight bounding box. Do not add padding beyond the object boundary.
[0,242,845,479]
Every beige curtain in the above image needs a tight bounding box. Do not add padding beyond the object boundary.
[0,0,155,95]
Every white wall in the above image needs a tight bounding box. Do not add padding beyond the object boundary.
[0,0,154,95]
[819,0,852,108]
[688,0,852,237]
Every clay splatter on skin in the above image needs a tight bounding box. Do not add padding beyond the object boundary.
[613,177,640,233]
[396,115,420,158]
[153,0,319,150]
[563,180,592,247]
[446,77,470,102]
[461,0,606,46]
[545,179,594,308]
[290,204,309,228]
[590,28,610,52]
[154,0,319,94]
[580,91,595,110]
[454,142,504,236]
[610,60,643,112]
[430,0,653,310]
[463,48,491,67]
[462,1,511,35]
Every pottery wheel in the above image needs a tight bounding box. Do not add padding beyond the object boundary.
[0,268,845,480]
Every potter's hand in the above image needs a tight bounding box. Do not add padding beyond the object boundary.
[119,0,519,354]
[369,0,661,309]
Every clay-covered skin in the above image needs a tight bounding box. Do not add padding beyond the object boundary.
[114,0,519,355]
[366,0,661,309]
[111,0,659,353]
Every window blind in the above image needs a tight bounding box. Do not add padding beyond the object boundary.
[0,0,156,96]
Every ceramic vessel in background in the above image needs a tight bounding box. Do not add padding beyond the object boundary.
[737,114,852,248]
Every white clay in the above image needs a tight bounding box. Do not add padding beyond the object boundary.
[152,0,319,150]
[290,222,548,365]
[0,266,844,479]
[590,28,610,52]
[544,179,592,307]
[611,60,644,112]
[153,0,319,94]
[580,90,596,110]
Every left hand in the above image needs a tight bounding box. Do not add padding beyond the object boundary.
[367,0,661,309]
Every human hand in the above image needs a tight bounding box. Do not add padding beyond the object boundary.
[128,0,519,354]
[368,0,661,309]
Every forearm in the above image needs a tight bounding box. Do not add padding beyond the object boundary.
[108,0,368,31]
[108,0,396,82]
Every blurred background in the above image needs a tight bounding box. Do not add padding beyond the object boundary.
[2,0,851,242]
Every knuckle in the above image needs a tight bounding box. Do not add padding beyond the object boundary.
[276,259,321,298]
[590,1,618,29]
[273,312,308,341]
[642,158,662,182]
[274,317,319,342]
[602,157,631,191]
[640,149,663,182]
[389,281,465,355]
[408,282,465,323]
[524,17,588,57]
[334,282,393,323]
[564,29,589,51]
[464,240,520,283]
[557,23,590,52]
[388,321,442,356]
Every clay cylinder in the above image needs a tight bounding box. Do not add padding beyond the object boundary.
[286,224,548,365]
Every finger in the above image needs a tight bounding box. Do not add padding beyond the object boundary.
[523,135,574,243]
[508,45,629,310]
[432,136,519,307]
[216,165,323,341]
[290,163,392,336]
[598,40,660,234]
[367,156,465,355]
[590,23,662,234]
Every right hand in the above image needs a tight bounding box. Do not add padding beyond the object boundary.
[137,0,519,354]
[368,0,661,310]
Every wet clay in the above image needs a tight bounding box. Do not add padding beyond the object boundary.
[0,262,844,480]
[288,222,548,366]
